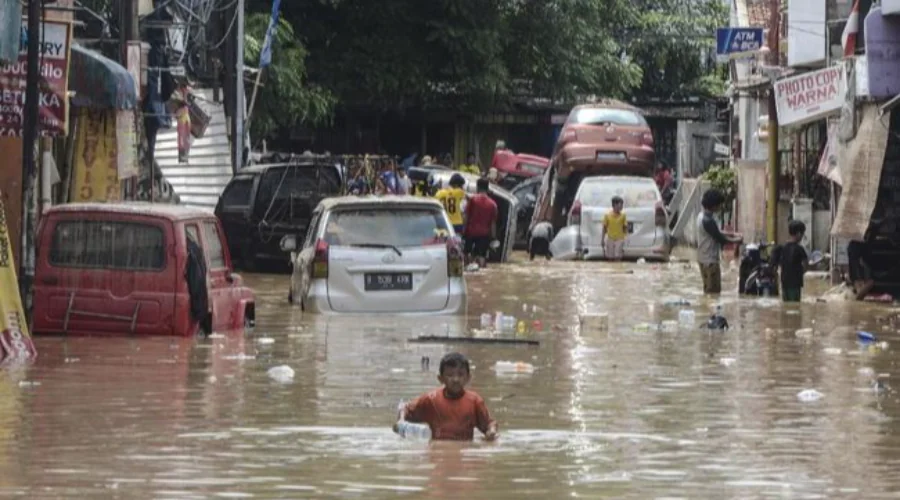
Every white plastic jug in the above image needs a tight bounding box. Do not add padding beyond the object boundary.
[678,309,696,326]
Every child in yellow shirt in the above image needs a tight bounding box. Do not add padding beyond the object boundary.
[601,196,627,261]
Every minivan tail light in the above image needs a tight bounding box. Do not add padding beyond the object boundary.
[447,237,464,277]
[570,200,582,226]
[312,239,329,279]
[655,202,667,227]
[642,133,654,147]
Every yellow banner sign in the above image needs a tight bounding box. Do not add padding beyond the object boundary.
[0,195,35,362]
[71,109,120,202]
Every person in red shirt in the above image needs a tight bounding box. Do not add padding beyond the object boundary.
[463,178,498,268]
[395,352,499,441]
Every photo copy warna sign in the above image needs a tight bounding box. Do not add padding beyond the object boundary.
[774,65,845,127]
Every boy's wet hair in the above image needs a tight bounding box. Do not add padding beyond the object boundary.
[788,219,806,237]
[611,196,624,205]
[701,189,725,210]
[439,352,470,375]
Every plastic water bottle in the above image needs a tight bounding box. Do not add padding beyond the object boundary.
[678,309,695,326]
[517,320,527,334]
[396,421,432,440]
[396,401,432,440]
[494,311,504,331]
[480,313,492,328]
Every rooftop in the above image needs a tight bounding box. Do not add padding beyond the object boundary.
[46,202,213,221]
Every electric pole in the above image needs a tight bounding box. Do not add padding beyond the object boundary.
[766,0,780,243]
[19,0,41,316]
[234,0,245,173]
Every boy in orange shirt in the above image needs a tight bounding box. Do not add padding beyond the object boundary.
[601,196,627,261]
[394,353,499,441]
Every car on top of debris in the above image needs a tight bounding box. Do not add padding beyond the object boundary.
[280,196,467,315]
[544,101,657,228]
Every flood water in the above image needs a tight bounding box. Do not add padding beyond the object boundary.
[3,255,900,498]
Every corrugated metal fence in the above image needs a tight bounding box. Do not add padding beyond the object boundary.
[154,88,233,212]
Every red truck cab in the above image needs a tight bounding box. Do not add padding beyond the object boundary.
[33,203,255,337]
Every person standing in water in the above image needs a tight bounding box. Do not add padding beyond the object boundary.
[394,352,499,441]
[697,189,742,294]
[463,178,498,268]
[435,173,468,234]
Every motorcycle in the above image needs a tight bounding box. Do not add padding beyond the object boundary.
[738,242,779,297]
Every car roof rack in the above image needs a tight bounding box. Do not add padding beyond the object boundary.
[253,151,338,165]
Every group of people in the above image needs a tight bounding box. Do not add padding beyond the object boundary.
[434,174,498,268]
[697,188,816,303]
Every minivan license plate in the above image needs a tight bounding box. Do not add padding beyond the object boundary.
[365,272,413,291]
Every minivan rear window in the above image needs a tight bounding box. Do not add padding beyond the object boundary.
[574,108,646,126]
[323,208,450,247]
[578,180,660,208]
[50,221,166,271]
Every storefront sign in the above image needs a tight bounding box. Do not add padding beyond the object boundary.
[0,196,35,363]
[774,65,845,127]
[0,19,72,137]
[115,109,138,179]
[71,109,120,202]
[715,27,764,61]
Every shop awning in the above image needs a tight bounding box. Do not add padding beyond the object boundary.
[69,44,138,110]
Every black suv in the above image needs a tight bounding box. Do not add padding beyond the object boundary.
[215,153,343,271]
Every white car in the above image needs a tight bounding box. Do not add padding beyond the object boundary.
[551,176,670,261]
[280,196,467,315]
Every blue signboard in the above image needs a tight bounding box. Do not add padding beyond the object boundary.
[716,28,764,60]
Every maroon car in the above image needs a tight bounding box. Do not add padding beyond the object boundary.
[545,102,657,226]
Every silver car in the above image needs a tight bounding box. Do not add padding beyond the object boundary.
[280,196,467,315]
[551,176,670,261]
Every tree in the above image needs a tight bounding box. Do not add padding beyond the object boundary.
[243,13,335,142]
[624,0,729,100]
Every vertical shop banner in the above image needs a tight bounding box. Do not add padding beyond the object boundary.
[71,109,120,202]
[0,19,72,136]
[116,109,138,179]
[0,196,36,363]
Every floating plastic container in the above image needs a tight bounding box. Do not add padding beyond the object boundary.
[494,361,536,374]
[660,320,679,332]
[858,331,877,344]
[678,310,696,326]
[396,421,432,440]
[580,313,609,331]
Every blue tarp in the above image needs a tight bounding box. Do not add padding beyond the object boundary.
[69,44,138,110]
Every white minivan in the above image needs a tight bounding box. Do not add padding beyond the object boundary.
[280,196,467,315]
[551,176,670,261]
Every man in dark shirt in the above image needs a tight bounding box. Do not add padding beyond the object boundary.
[771,220,809,302]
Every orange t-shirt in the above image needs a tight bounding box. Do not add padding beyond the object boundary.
[405,388,496,440]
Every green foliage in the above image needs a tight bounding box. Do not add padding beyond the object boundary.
[625,0,728,100]
[703,164,737,212]
[243,0,725,136]
[243,13,335,141]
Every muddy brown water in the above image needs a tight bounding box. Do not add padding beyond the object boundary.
[2,255,900,498]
